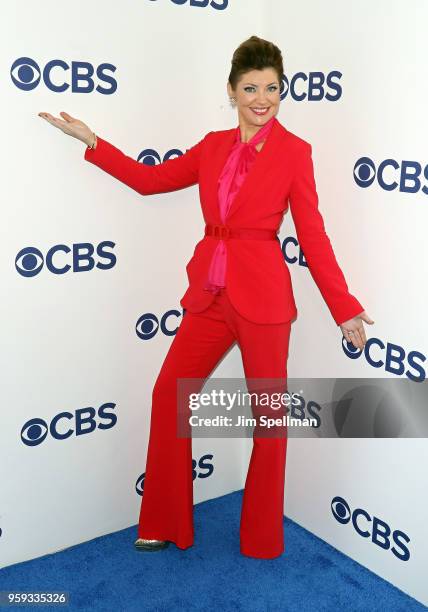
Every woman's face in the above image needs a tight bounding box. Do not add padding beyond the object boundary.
[227,67,281,130]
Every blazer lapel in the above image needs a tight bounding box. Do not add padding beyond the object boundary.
[207,128,236,222]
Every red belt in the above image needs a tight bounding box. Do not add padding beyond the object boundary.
[205,224,278,241]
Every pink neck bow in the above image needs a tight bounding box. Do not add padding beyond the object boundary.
[218,115,276,222]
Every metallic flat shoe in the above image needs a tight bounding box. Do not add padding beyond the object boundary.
[134,538,170,552]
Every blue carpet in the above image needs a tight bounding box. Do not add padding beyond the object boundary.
[0,490,424,611]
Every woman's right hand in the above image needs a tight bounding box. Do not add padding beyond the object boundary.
[38,111,94,147]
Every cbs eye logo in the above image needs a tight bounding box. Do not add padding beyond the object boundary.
[279,71,342,102]
[10,57,117,94]
[15,242,116,277]
[136,453,214,495]
[341,336,426,382]
[331,496,410,561]
[137,149,183,165]
[136,310,184,339]
[354,156,428,195]
[21,404,117,447]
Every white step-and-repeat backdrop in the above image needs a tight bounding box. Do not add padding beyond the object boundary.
[2,0,427,606]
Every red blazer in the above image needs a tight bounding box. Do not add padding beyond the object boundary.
[84,117,364,325]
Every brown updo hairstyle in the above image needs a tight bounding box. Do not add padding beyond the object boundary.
[228,35,284,91]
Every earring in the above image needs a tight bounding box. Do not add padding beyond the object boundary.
[229,96,236,107]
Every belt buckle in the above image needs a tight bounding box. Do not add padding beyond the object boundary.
[212,224,230,239]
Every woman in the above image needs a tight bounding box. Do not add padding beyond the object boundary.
[38,35,373,559]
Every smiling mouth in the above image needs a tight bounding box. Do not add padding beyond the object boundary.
[251,107,270,115]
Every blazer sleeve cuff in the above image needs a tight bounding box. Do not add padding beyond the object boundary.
[84,135,113,166]
[331,296,365,326]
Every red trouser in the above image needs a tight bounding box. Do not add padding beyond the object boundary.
[137,287,292,559]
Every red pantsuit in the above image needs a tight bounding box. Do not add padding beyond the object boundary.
[137,288,291,558]
[84,116,364,558]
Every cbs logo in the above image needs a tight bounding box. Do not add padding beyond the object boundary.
[137,148,183,165]
[354,157,428,195]
[136,310,185,339]
[21,403,117,446]
[15,242,116,277]
[280,71,342,102]
[342,337,425,382]
[331,496,410,561]
[10,57,117,94]
[136,453,214,495]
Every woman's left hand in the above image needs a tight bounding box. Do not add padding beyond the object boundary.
[340,311,374,350]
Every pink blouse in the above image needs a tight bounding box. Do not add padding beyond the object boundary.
[203,115,276,295]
